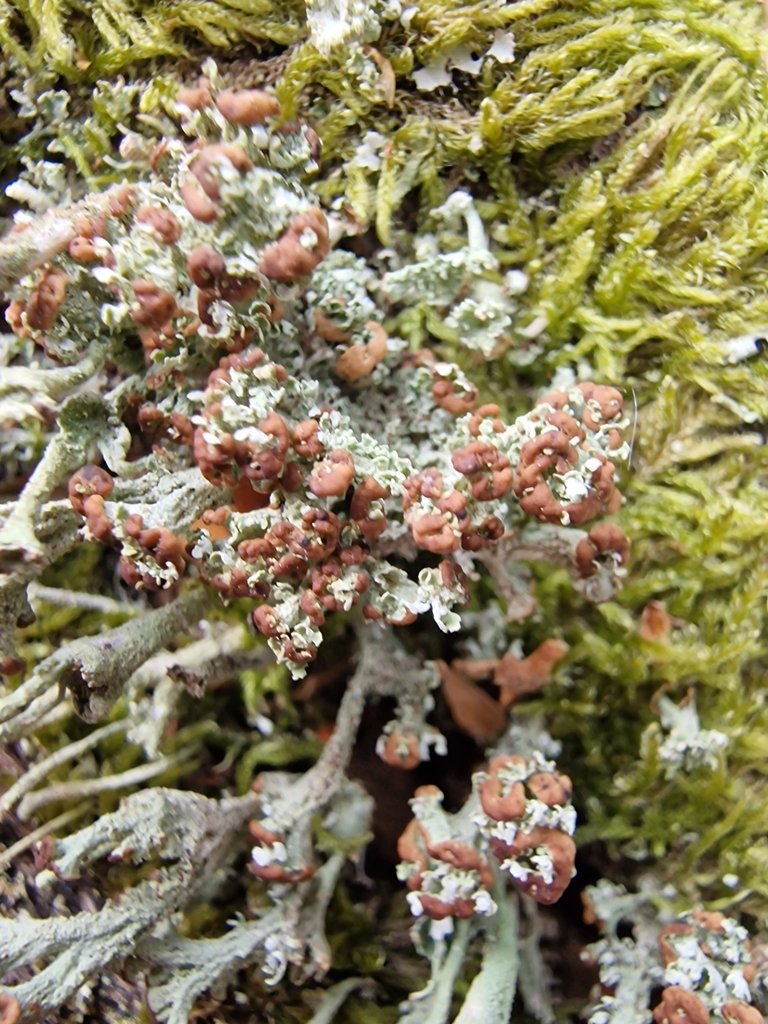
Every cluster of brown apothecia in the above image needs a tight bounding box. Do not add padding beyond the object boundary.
[2,68,631,678]
[652,911,766,1024]
[396,752,577,935]
[585,885,768,1024]
[64,356,629,673]
[5,77,323,367]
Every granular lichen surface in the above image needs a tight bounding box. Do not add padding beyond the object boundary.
[1,1,767,1022]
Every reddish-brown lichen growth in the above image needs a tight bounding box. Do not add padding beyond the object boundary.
[187,245,227,288]
[541,383,623,431]
[437,489,469,524]
[411,512,460,554]
[248,819,315,884]
[513,430,578,519]
[403,469,444,507]
[180,178,218,222]
[130,280,178,330]
[238,537,277,563]
[527,770,572,806]
[657,922,696,966]
[545,410,585,447]
[427,839,492,882]
[135,205,182,245]
[194,506,231,541]
[5,299,26,335]
[177,78,213,110]
[308,449,355,497]
[26,267,69,331]
[479,761,527,821]
[215,88,281,124]
[282,639,318,665]
[514,425,621,525]
[68,235,100,262]
[380,732,422,770]
[397,801,494,920]
[452,440,513,501]
[350,475,390,540]
[314,308,351,342]
[577,382,624,430]
[81,495,115,543]
[250,861,316,883]
[452,440,498,477]
[168,412,194,446]
[259,207,330,282]
[502,827,576,905]
[691,909,726,932]
[575,523,630,578]
[461,513,504,552]
[432,377,478,416]
[300,509,342,560]
[190,144,254,202]
[193,428,238,488]
[107,184,136,219]
[118,517,188,592]
[652,988,710,1024]
[476,754,577,905]
[248,819,281,847]
[138,399,167,436]
[0,993,21,1024]
[397,818,428,872]
[251,605,282,638]
[721,1003,765,1024]
[237,413,290,485]
[421,894,478,920]
[468,403,505,437]
[68,465,114,515]
[335,322,389,383]
[404,470,467,553]
[291,419,324,459]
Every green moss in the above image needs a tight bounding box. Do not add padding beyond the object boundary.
[0,0,305,79]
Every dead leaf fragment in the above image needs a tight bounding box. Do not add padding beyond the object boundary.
[437,659,506,743]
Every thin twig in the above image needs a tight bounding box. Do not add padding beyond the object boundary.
[16,749,195,820]
[0,805,89,872]
[269,639,377,834]
[0,686,63,745]
[28,583,136,617]
[1,719,127,813]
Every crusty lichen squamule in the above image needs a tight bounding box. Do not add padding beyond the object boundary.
[0,67,634,1021]
[1,67,631,679]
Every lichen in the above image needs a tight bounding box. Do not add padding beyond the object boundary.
[2,1,768,1021]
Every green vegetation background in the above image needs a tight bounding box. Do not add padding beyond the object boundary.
[2,0,767,923]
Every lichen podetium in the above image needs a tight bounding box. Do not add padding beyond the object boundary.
[1,2,768,1021]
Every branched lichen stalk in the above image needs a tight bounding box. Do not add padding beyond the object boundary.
[268,632,376,833]
[0,586,211,736]
[418,919,473,1024]
[453,871,519,1024]
[0,394,109,568]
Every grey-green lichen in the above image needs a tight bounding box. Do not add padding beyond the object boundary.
[2,0,768,1021]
